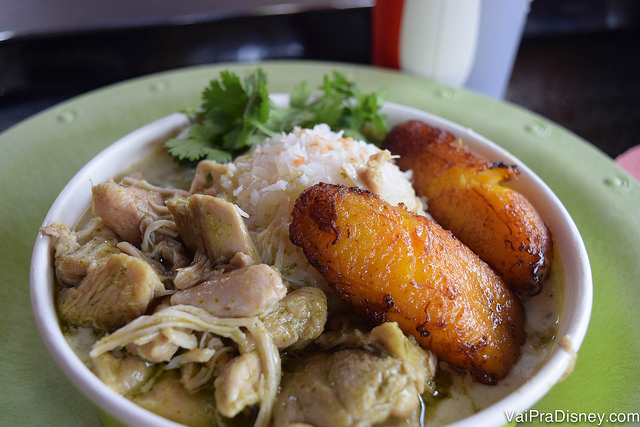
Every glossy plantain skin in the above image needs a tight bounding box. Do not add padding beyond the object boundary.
[383,120,553,296]
[289,183,525,385]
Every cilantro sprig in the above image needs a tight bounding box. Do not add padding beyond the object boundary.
[165,69,388,164]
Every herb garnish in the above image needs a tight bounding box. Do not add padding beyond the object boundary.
[165,69,388,164]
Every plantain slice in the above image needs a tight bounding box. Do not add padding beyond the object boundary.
[383,120,553,296]
[289,183,525,385]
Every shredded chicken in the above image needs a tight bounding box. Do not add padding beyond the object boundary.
[89,305,281,427]
[178,336,233,391]
[153,237,192,272]
[173,251,221,290]
[126,332,180,363]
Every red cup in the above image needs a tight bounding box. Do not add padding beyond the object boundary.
[371,0,406,70]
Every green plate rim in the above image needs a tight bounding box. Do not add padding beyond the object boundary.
[1,60,638,426]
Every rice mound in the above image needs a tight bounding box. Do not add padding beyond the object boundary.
[211,124,425,289]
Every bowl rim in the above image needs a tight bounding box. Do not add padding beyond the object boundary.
[30,97,593,427]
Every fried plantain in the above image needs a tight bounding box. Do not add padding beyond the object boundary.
[289,183,525,385]
[383,120,553,296]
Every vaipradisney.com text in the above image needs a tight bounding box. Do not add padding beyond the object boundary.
[505,409,640,425]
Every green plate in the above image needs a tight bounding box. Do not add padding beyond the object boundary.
[2,61,639,425]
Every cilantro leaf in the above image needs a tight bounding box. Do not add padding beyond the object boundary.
[202,74,237,111]
[164,69,388,164]
[165,133,232,165]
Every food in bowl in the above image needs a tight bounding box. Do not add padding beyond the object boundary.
[31,70,590,427]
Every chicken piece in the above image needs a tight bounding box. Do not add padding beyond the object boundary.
[273,346,428,427]
[261,286,328,350]
[40,221,120,286]
[166,194,260,265]
[214,351,262,418]
[92,180,166,247]
[342,150,424,214]
[39,222,80,284]
[368,322,436,396]
[40,221,80,258]
[56,235,121,285]
[153,237,192,273]
[58,253,164,331]
[91,352,156,396]
[189,160,230,195]
[170,264,287,318]
[179,337,230,391]
[132,370,218,427]
[289,183,525,385]
[126,333,180,363]
[174,251,221,290]
[383,120,553,296]
[313,320,436,397]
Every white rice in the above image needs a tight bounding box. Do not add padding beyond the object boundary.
[210,124,425,289]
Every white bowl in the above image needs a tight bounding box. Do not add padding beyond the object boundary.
[30,98,592,427]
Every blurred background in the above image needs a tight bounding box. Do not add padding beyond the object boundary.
[1,0,639,159]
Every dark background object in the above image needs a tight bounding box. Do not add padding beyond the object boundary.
[506,0,640,158]
[1,0,639,158]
